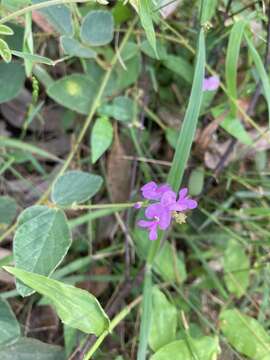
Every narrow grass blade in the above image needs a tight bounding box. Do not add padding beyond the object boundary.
[225,20,247,116]
[245,31,270,125]
[167,29,205,191]
[0,137,62,162]
[138,0,158,57]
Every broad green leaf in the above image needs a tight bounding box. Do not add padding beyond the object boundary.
[47,74,98,114]
[225,20,247,116]
[163,55,193,83]
[51,170,103,207]
[60,36,96,59]
[0,24,14,36]
[32,0,74,36]
[0,196,17,229]
[0,337,65,360]
[0,39,12,63]
[200,0,218,24]
[149,288,177,351]
[0,62,25,103]
[91,116,113,163]
[141,39,167,60]
[138,0,157,57]
[245,32,270,125]
[5,267,110,335]
[12,50,54,65]
[220,309,270,359]
[100,96,136,122]
[223,239,250,298]
[0,298,21,345]
[188,166,204,196]
[151,336,220,360]
[114,53,141,92]
[80,10,114,46]
[14,205,72,296]
[1,0,30,11]
[167,29,205,191]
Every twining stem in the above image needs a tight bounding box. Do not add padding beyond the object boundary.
[84,296,142,360]
[0,0,91,24]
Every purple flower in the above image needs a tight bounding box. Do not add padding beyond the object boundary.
[203,75,220,91]
[141,181,172,200]
[137,185,198,241]
[134,202,142,209]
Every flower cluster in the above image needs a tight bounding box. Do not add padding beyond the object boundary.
[136,181,197,241]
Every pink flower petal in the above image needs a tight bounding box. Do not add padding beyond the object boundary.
[149,226,158,240]
[178,188,188,200]
[161,190,177,207]
[138,220,151,228]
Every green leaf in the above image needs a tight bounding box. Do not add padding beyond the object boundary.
[0,39,12,63]
[225,20,247,116]
[4,267,110,335]
[80,10,114,46]
[32,0,74,36]
[223,239,250,298]
[14,205,72,296]
[60,36,96,59]
[11,50,54,65]
[0,62,25,103]
[200,0,218,24]
[149,288,177,351]
[165,128,178,149]
[188,166,204,196]
[245,31,270,125]
[114,53,141,92]
[167,29,205,191]
[135,224,187,283]
[1,0,30,11]
[141,39,167,60]
[0,337,65,360]
[163,55,193,83]
[151,336,220,360]
[91,116,113,163]
[0,298,21,345]
[138,0,158,57]
[0,24,14,36]
[51,170,103,207]
[211,105,252,145]
[0,196,17,228]
[220,309,270,359]
[47,74,98,114]
[100,96,136,123]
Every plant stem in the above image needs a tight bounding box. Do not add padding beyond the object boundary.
[84,296,142,360]
[69,202,146,211]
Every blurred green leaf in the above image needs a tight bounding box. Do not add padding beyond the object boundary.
[0,62,25,103]
[51,170,103,207]
[60,36,96,59]
[188,166,204,196]
[0,196,17,229]
[225,19,246,116]
[100,96,136,123]
[138,0,157,57]
[91,116,113,164]
[80,10,114,47]
[0,24,14,36]
[151,336,220,360]
[32,0,74,36]
[47,74,98,114]
[149,288,177,351]
[0,298,21,345]
[245,31,270,125]
[0,338,65,360]
[220,309,270,359]
[1,0,30,11]
[223,239,250,298]
[11,50,54,65]
[14,205,72,296]
[163,55,193,83]
[200,0,218,24]
[0,39,12,63]
[5,267,110,335]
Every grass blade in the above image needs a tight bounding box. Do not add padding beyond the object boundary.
[138,0,158,57]
[245,31,270,125]
[167,29,205,191]
[225,20,247,116]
